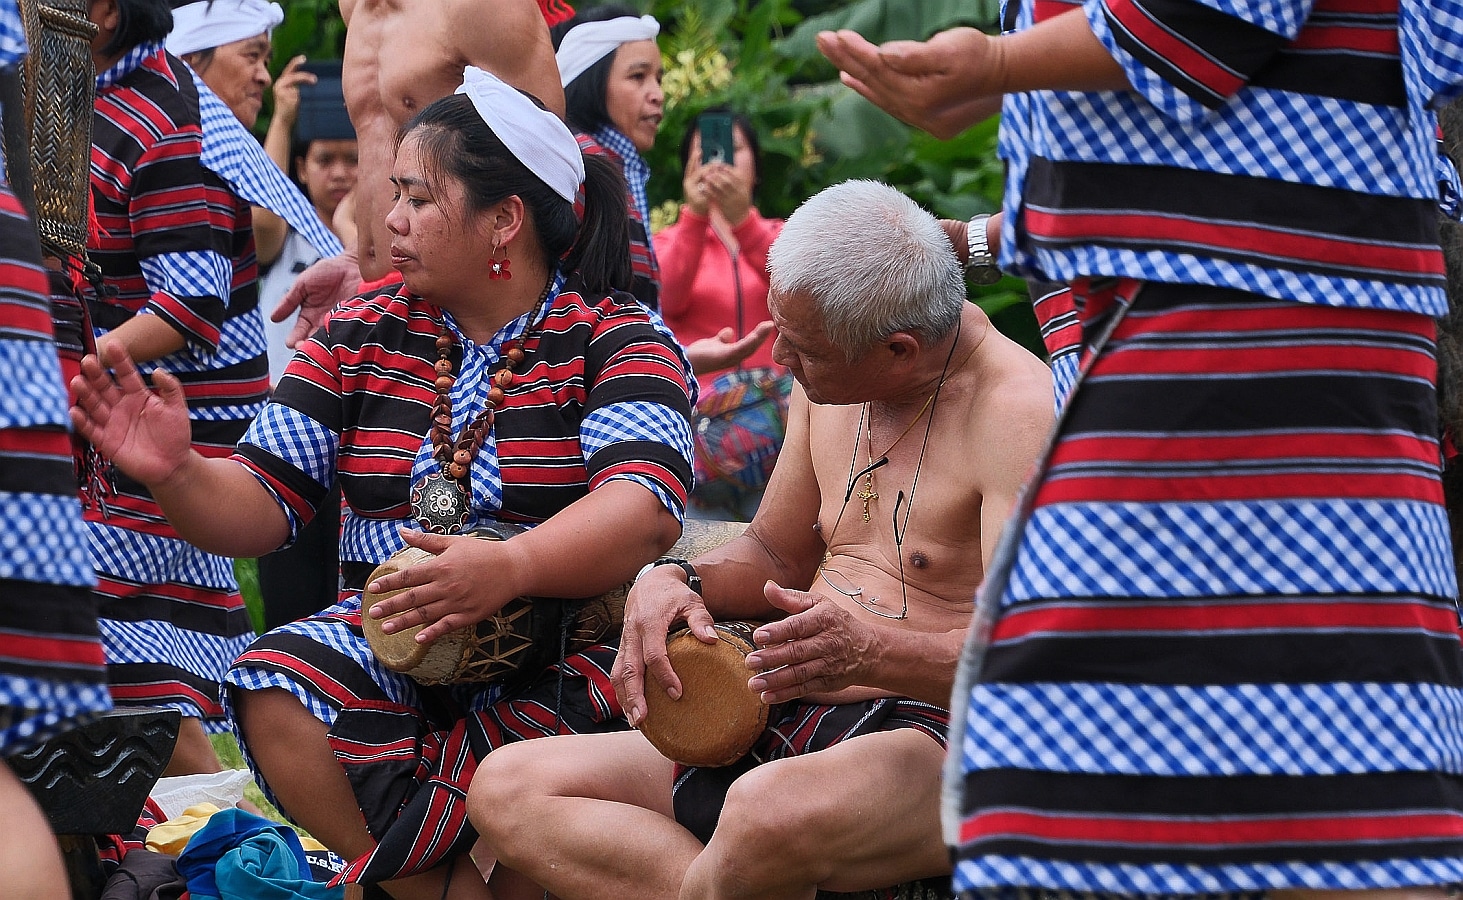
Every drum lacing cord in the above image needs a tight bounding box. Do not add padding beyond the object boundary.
[552,601,574,733]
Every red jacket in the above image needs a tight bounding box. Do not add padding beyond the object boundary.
[654,206,785,393]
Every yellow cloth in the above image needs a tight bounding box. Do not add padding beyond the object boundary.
[145,802,223,856]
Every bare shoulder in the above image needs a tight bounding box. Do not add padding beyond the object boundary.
[443,0,545,40]
[973,333,1054,427]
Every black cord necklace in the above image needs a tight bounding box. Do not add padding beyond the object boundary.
[819,318,967,618]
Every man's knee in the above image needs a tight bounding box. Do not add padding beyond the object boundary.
[710,763,833,876]
[467,741,541,844]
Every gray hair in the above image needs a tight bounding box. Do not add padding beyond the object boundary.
[768,180,966,361]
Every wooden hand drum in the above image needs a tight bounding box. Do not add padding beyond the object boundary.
[639,620,769,768]
[362,519,748,687]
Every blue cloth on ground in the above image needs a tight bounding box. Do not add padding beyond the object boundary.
[176,807,342,900]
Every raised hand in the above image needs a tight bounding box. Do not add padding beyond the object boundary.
[684,321,775,376]
[272,250,360,347]
[816,28,1005,139]
[699,160,752,227]
[69,342,195,488]
[270,55,316,131]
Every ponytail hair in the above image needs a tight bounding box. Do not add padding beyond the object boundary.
[564,151,631,296]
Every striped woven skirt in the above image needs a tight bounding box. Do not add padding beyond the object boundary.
[949,279,1463,898]
[225,598,629,885]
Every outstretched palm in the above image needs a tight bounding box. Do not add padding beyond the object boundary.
[70,343,195,488]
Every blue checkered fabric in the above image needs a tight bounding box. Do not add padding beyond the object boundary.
[593,126,652,244]
[956,860,1463,898]
[95,41,158,90]
[1005,499,1456,604]
[0,0,25,69]
[950,279,1463,896]
[1439,148,1462,219]
[189,69,343,258]
[583,399,693,510]
[138,251,234,315]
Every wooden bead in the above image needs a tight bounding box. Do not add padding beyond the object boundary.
[434,359,453,376]
[453,449,473,466]
[487,386,504,406]
[494,369,513,388]
[435,375,455,393]
[433,413,453,428]
[506,346,525,365]
[436,333,454,352]
[447,462,468,479]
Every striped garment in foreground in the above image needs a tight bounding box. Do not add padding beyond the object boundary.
[0,184,112,754]
[952,280,1463,898]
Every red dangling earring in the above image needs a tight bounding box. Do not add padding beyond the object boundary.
[488,244,513,280]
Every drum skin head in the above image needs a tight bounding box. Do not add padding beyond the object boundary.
[360,546,437,672]
[640,622,768,768]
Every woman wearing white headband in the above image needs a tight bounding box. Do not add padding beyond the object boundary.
[552,5,664,310]
[73,66,695,900]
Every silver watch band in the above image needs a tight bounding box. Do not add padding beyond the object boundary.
[966,213,995,269]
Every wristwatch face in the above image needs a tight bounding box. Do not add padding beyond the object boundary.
[968,264,1002,286]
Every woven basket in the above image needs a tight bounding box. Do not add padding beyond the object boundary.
[12,0,94,260]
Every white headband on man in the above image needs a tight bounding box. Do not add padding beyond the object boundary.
[454,66,585,205]
[555,15,659,88]
[167,0,284,57]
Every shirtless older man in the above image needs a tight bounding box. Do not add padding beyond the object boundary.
[467,179,1054,900]
[272,0,566,329]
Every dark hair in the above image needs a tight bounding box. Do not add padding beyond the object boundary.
[678,107,763,194]
[181,46,215,72]
[398,92,631,295]
[549,4,641,135]
[106,0,173,56]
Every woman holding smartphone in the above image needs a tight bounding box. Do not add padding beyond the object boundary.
[656,109,788,520]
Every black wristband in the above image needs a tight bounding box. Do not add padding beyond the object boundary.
[648,557,702,596]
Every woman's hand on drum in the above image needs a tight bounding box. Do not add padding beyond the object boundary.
[69,342,196,488]
[366,529,523,644]
[615,567,716,727]
[744,581,875,704]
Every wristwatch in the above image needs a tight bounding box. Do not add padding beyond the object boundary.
[634,557,703,596]
[965,213,1001,285]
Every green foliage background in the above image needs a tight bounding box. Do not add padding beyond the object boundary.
[263,0,1041,354]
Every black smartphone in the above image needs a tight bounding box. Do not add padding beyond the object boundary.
[699,112,735,165]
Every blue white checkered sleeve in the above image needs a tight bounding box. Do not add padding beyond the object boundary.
[581,399,693,519]
[240,402,339,538]
[139,251,233,307]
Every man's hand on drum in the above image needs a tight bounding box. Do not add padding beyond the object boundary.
[744,582,876,704]
[365,529,525,644]
[614,567,716,727]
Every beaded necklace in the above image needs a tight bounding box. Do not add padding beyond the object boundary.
[410,278,553,533]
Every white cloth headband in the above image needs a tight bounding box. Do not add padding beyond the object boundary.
[454,66,585,205]
[555,15,659,88]
[167,0,284,57]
